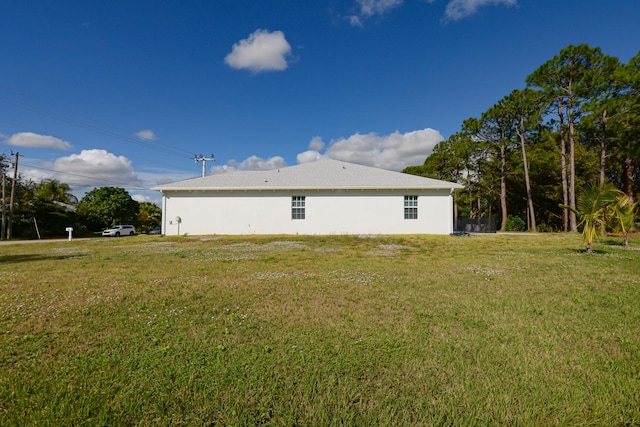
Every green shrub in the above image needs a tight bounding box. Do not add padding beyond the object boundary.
[506,215,526,231]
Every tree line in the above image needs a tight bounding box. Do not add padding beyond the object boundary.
[0,155,160,239]
[404,44,639,233]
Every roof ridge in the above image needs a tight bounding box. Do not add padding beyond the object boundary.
[152,160,463,191]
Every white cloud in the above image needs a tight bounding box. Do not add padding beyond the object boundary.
[135,129,157,141]
[200,128,442,177]
[346,0,515,24]
[211,155,287,174]
[297,137,327,163]
[4,132,73,150]
[297,128,444,171]
[349,0,404,26]
[444,0,517,21]
[19,168,52,183]
[132,194,152,203]
[224,29,292,73]
[49,149,141,187]
[139,168,196,185]
[297,150,324,164]
[358,0,404,17]
[132,194,161,206]
[308,136,325,151]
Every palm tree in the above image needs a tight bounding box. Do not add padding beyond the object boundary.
[611,199,638,247]
[562,183,626,254]
[34,179,78,205]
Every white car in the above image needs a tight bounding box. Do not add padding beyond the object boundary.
[102,225,136,237]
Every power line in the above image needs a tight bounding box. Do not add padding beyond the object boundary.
[0,117,197,173]
[0,93,191,157]
[0,86,214,188]
[0,85,199,159]
[19,162,158,190]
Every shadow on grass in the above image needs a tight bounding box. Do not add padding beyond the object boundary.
[0,254,86,264]
[569,248,608,255]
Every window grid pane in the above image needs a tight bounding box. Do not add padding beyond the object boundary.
[404,208,418,219]
[292,196,306,220]
[404,195,418,220]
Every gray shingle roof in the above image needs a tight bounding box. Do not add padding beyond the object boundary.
[152,159,464,192]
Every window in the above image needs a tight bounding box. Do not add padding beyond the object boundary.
[292,196,305,220]
[404,195,418,219]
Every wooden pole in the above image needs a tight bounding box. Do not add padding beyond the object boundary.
[8,152,18,239]
[34,217,41,240]
[1,174,6,240]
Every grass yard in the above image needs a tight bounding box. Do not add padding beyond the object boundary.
[1,233,639,426]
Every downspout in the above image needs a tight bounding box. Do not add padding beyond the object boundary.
[161,194,167,235]
[450,188,456,233]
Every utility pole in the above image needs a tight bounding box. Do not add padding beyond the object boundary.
[194,154,215,177]
[1,173,6,241]
[7,152,18,239]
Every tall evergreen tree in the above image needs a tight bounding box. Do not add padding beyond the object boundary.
[613,51,640,203]
[580,56,622,187]
[497,89,544,231]
[464,105,515,231]
[527,44,619,232]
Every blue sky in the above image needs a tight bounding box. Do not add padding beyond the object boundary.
[1,0,639,203]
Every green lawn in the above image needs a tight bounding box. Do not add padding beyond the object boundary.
[1,233,639,426]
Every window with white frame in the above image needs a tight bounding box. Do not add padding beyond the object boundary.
[404,195,418,219]
[292,196,306,220]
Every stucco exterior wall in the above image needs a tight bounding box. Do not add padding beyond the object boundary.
[160,189,455,235]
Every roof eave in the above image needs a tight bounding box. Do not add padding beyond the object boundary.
[153,185,462,192]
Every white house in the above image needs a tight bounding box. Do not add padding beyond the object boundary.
[152,159,463,236]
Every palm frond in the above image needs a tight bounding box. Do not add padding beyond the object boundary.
[563,183,626,252]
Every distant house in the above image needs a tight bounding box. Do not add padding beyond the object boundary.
[152,159,463,236]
